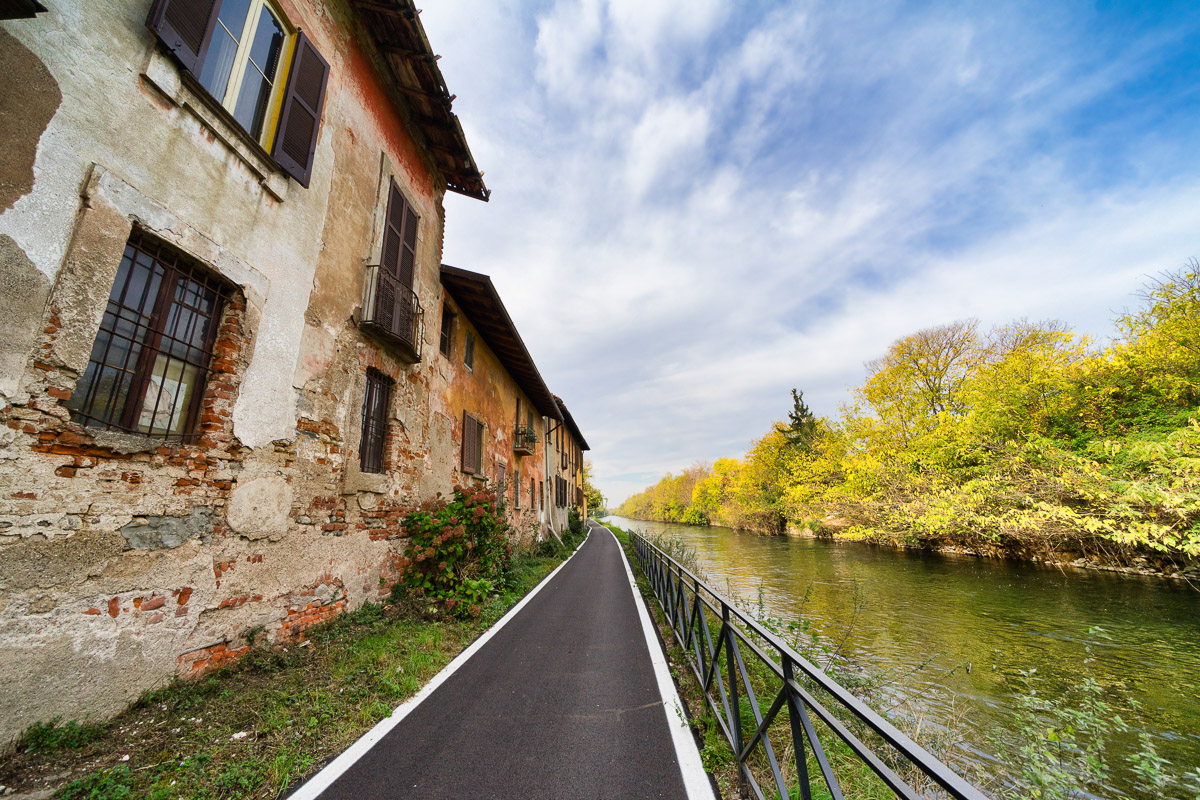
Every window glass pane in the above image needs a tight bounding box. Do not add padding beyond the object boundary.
[247,7,284,77]
[439,306,453,356]
[217,0,253,32]
[233,6,284,139]
[137,355,200,437]
[165,304,198,360]
[198,27,240,101]
[233,64,273,138]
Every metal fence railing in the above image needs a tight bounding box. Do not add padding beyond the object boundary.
[361,263,423,363]
[631,532,989,800]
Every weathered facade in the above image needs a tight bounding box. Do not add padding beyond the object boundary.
[0,0,586,747]
[437,265,562,542]
[547,395,590,533]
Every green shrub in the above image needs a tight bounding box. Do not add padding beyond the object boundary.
[399,484,512,617]
[56,765,133,799]
[20,718,108,753]
[568,508,586,538]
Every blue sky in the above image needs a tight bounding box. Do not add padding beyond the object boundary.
[420,0,1200,505]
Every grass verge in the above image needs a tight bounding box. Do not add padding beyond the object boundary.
[0,546,574,800]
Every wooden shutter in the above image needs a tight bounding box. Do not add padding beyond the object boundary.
[476,419,485,471]
[461,411,476,473]
[380,183,418,285]
[400,205,418,288]
[381,181,404,279]
[146,0,220,74]
[497,462,506,487]
[272,31,329,188]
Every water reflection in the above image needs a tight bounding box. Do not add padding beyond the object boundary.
[607,516,1200,796]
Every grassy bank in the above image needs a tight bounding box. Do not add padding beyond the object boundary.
[0,537,583,800]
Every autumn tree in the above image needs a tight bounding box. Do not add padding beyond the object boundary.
[582,460,606,513]
[861,319,983,445]
[964,319,1087,445]
[1119,261,1200,408]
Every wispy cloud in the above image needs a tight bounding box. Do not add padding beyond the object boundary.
[422,0,1200,504]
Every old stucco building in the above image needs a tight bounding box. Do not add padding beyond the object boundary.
[0,0,588,746]
[549,395,590,529]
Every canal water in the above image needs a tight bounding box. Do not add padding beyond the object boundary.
[605,516,1200,798]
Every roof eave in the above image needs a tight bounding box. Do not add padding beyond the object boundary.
[349,0,489,201]
[553,395,590,451]
[440,265,561,420]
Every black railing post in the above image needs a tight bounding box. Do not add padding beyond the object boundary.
[784,658,814,800]
[624,530,988,800]
[724,603,742,763]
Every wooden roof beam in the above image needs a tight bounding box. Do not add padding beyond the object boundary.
[381,45,442,62]
[387,82,455,107]
[354,0,416,18]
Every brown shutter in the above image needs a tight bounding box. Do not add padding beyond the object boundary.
[146,0,220,74]
[381,181,404,278]
[462,411,476,473]
[400,206,418,288]
[272,31,329,188]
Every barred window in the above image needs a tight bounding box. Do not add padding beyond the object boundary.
[67,230,230,441]
[359,369,392,473]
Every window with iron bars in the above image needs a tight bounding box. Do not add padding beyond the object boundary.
[359,369,393,473]
[67,229,231,441]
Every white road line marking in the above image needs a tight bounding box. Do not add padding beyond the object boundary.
[603,523,717,800]
[287,533,590,800]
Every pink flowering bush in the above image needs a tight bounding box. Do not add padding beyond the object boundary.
[398,484,512,617]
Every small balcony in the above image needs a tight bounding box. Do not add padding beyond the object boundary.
[513,425,537,456]
[361,264,423,363]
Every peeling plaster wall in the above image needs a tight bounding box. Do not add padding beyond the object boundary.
[0,0,481,747]
[0,2,320,444]
[543,416,585,537]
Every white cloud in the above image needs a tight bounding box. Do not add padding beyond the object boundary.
[420,1,1200,505]
[624,97,711,197]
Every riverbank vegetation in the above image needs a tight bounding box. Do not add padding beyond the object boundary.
[618,264,1200,569]
[0,487,578,800]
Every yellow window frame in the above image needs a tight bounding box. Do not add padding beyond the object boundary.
[212,0,296,150]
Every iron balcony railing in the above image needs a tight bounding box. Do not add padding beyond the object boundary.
[361,264,423,363]
[513,425,537,455]
[631,532,989,800]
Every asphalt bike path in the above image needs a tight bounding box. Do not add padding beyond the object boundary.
[298,522,695,799]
